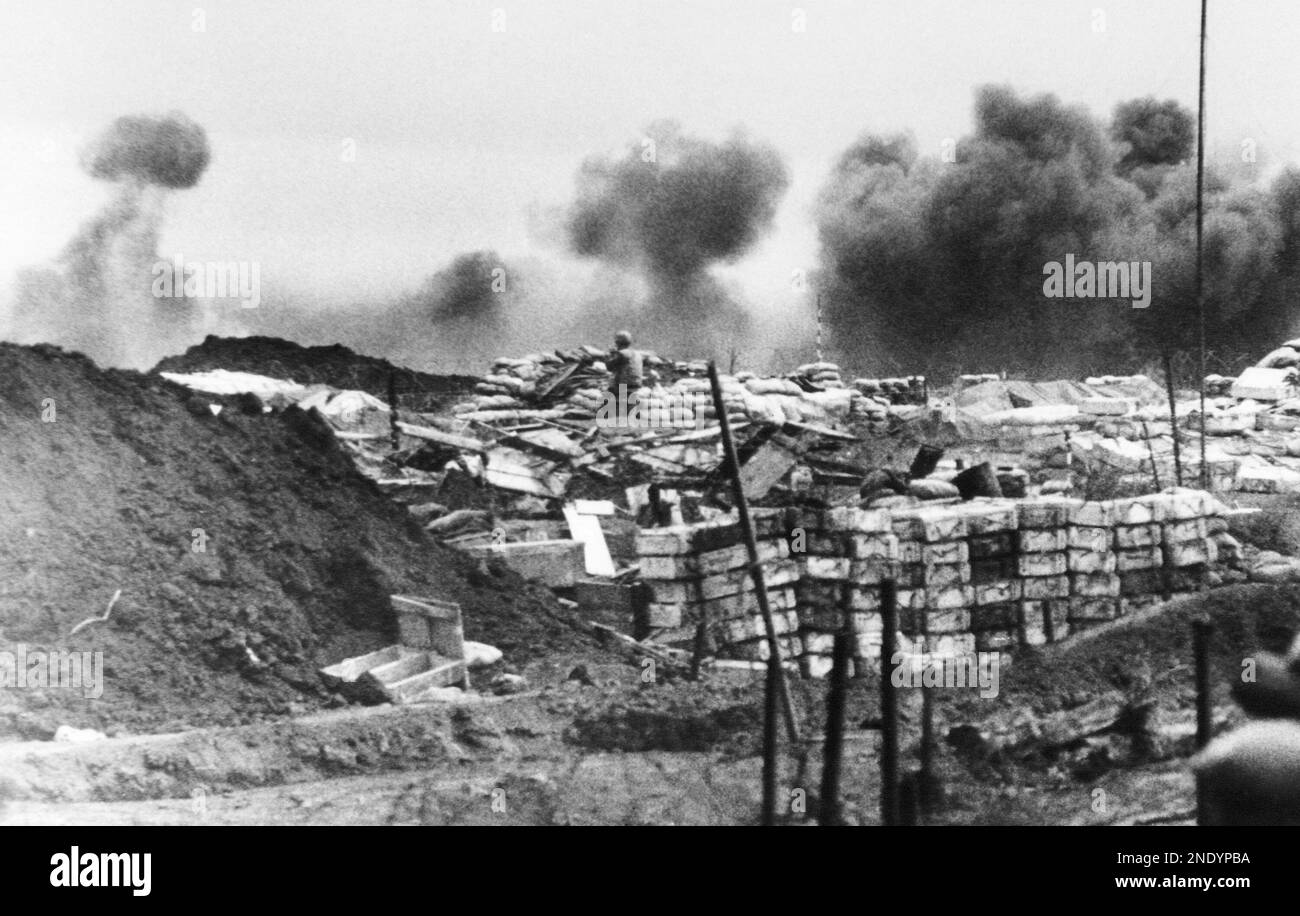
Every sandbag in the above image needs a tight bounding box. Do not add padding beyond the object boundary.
[1258,346,1300,369]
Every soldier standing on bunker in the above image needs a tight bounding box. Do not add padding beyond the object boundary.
[606,330,644,424]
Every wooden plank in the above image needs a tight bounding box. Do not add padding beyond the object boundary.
[534,361,580,398]
[386,658,468,702]
[483,446,571,498]
[589,622,686,667]
[563,505,616,577]
[572,499,615,516]
[391,594,462,620]
[738,437,801,499]
[395,421,485,452]
[365,651,433,686]
[319,645,406,686]
[783,419,859,441]
[501,427,586,460]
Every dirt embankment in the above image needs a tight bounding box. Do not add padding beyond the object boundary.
[0,343,596,740]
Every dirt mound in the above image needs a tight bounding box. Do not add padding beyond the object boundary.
[152,335,478,410]
[941,584,1300,727]
[566,684,764,753]
[0,342,597,740]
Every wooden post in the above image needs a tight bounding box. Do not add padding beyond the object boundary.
[918,607,936,819]
[707,361,800,745]
[818,628,852,826]
[388,371,401,452]
[1194,619,1213,748]
[880,578,901,827]
[690,575,708,681]
[1142,421,1162,492]
[899,776,920,826]
[1193,617,1213,826]
[1163,349,1184,487]
[762,655,779,826]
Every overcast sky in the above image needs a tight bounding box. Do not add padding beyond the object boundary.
[2,0,1296,314]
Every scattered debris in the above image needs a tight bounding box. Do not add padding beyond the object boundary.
[319,596,470,704]
[68,589,122,638]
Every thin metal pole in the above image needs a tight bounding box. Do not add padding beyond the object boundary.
[707,360,801,745]
[880,579,901,827]
[818,628,852,826]
[1196,0,1209,490]
[1163,349,1184,487]
[815,294,823,363]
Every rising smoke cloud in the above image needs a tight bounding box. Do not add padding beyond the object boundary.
[83,113,211,190]
[566,120,789,356]
[817,86,1300,376]
[9,113,210,368]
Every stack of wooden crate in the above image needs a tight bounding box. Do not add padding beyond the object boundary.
[635,511,800,661]
[889,506,976,659]
[790,506,896,676]
[960,501,1023,652]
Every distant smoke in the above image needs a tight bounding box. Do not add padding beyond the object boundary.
[817,85,1299,375]
[7,113,211,368]
[83,113,211,189]
[273,250,536,371]
[569,120,789,286]
[418,250,510,322]
[566,120,788,355]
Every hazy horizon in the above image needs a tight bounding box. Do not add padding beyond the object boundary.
[3,0,1295,372]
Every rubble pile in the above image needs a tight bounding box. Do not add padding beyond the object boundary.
[947,370,1300,496]
[451,350,914,430]
[148,336,1286,685]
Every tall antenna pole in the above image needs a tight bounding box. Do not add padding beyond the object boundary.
[815,293,823,363]
[1196,0,1209,490]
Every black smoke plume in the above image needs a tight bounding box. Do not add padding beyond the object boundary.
[817,85,1296,376]
[83,113,211,189]
[566,121,787,355]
